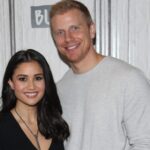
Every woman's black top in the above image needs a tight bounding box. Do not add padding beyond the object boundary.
[0,112,64,150]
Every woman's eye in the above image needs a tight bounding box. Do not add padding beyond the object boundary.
[35,76,44,81]
[18,77,26,81]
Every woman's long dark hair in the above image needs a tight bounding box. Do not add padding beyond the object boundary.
[1,49,69,140]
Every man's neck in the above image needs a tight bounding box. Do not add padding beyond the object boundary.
[71,53,104,74]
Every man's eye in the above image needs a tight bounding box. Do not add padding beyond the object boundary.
[70,26,79,31]
[56,30,64,36]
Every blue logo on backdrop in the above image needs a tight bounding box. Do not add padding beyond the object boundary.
[31,5,51,28]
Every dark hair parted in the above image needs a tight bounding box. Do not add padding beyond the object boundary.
[1,49,69,140]
[49,0,93,26]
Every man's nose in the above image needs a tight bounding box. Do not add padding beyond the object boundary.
[65,31,73,42]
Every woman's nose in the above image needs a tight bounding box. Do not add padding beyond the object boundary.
[27,80,35,89]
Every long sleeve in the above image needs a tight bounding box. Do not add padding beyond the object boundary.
[124,69,150,150]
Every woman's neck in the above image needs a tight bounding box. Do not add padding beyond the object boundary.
[11,106,37,124]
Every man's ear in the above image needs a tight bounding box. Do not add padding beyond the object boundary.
[90,23,96,39]
[8,79,14,90]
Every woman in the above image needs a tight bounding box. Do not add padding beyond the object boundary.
[0,49,69,150]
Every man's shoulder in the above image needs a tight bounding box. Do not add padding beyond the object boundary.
[106,56,142,73]
[56,69,72,86]
[105,56,133,68]
[99,56,149,84]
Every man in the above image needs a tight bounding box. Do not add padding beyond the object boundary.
[49,0,150,150]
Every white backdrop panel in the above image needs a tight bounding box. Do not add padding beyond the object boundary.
[0,0,11,96]
[14,0,95,82]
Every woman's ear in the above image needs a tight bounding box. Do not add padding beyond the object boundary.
[8,79,14,90]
